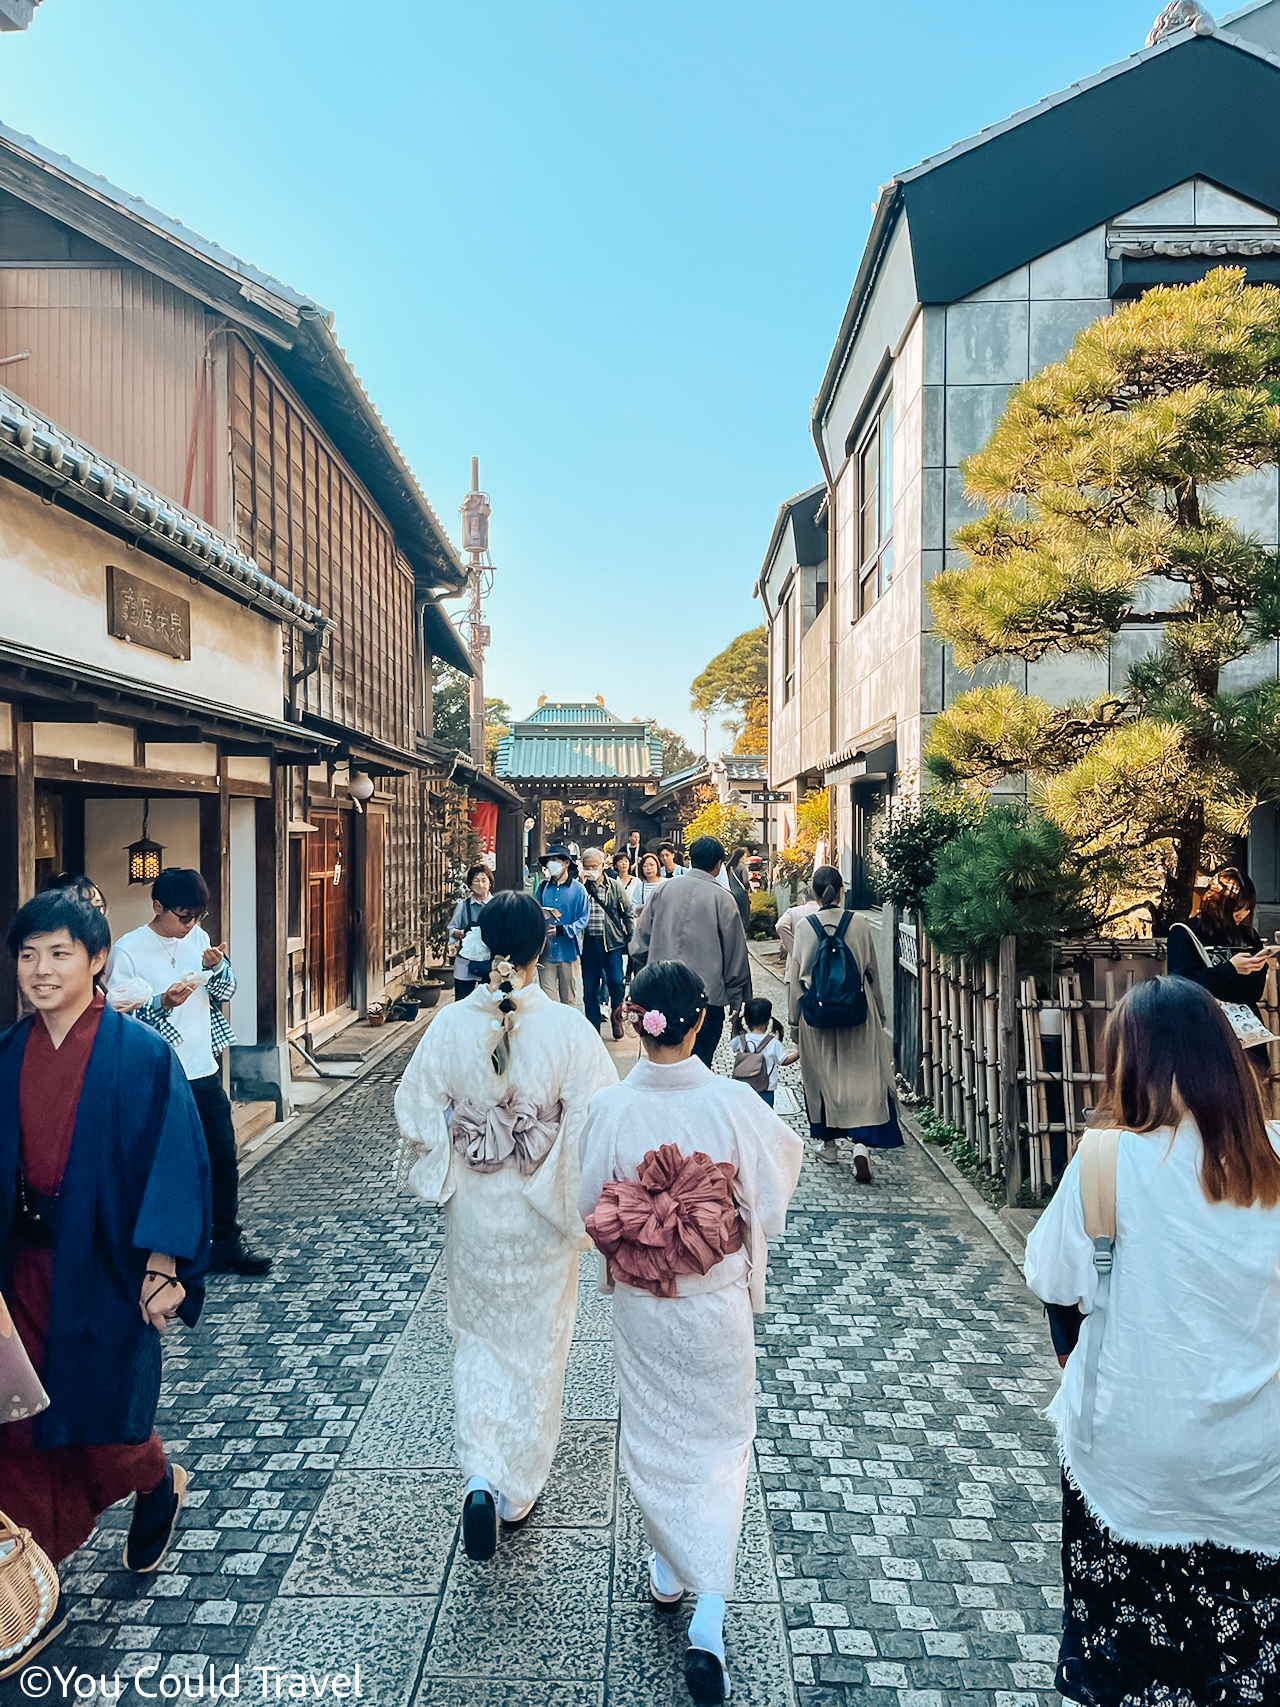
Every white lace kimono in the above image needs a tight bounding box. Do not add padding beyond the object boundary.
[394,983,617,1505]
[578,1055,803,1594]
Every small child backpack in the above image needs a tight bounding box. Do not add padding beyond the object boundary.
[731,1037,771,1096]
[801,910,868,1029]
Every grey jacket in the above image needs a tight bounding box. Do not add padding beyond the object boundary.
[631,867,752,1009]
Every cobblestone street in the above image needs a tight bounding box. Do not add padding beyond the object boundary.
[3,960,1065,1707]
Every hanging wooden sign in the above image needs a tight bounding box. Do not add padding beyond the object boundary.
[106,565,191,660]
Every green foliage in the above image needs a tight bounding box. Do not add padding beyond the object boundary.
[691,627,767,738]
[923,805,1093,973]
[685,798,757,851]
[735,698,769,755]
[925,269,1280,929]
[432,663,471,752]
[866,790,983,911]
[632,720,700,776]
[774,788,829,883]
[913,1105,1004,1208]
[747,890,778,940]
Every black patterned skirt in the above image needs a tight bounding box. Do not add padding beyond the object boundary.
[1058,1474,1280,1705]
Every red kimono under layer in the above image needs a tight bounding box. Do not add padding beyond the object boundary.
[0,994,166,1564]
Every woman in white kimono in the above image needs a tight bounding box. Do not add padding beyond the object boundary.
[578,960,803,1705]
[394,890,617,1560]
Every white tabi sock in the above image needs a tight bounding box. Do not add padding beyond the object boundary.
[464,1476,493,1497]
[687,1593,726,1661]
[851,1142,869,1160]
[648,1550,684,1597]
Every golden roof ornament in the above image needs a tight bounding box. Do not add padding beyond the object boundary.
[1147,2,1214,46]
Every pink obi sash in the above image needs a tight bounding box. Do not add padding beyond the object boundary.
[585,1142,743,1299]
[450,1089,564,1176]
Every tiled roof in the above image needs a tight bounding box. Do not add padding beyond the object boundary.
[494,732,665,781]
[0,384,329,633]
[722,753,767,779]
[524,702,619,725]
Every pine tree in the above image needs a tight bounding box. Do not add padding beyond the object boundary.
[926,268,1280,931]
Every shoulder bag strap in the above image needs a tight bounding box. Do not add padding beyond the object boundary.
[1170,920,1213,967]
[1076,1128,1119,1451]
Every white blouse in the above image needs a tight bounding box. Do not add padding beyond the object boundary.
[1024,1117,1280,1554]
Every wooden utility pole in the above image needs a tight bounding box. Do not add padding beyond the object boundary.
[460,458,493,770]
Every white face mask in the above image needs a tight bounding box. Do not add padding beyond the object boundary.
[546,860,565,879]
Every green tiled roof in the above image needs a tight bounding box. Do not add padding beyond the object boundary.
[494,702,665,781]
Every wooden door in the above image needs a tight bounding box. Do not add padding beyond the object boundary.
[365,809,386,1008]
[307,810,351,1019]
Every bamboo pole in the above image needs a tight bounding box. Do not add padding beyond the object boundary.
[999,935,1020,1206]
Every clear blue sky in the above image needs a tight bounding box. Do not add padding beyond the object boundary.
[5,0,1164,752]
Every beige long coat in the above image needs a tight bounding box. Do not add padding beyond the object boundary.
[786,908,894,1130]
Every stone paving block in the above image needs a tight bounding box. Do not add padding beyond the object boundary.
[413,1684,604,1707]
[527,1420,616,1528]
[423,1529,611,1682]
[562,1337,619,1418]
[241,1595,435,1707]
[279,1468,458,1595]
[606,1602,793,1707]
[339,1369,455,1468]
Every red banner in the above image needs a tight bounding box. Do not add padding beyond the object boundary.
[470,799,498,855]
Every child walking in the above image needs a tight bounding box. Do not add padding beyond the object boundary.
[729,997,798,1106]
[578,961,803,1704]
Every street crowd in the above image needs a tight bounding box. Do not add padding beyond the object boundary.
[1,852,1279,1705]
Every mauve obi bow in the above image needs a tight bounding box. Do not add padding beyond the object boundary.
[585,1142,743,1299]
[450,1089,565,1176]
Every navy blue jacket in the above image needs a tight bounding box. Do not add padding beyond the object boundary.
[0,1005,211,1448]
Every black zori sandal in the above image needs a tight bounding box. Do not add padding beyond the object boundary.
[124,1463,188,1573]
[461,1487,497,1560]
[684,1647,731,1703]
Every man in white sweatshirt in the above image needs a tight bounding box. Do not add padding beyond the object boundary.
[107,867,270,1277]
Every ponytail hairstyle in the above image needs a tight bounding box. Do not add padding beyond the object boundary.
[623,959,706,1048]
[742,996,783,1040]
[812,864,844,908]
[478,890,547,1074]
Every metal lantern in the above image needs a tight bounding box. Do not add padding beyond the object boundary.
[126,799,164,885]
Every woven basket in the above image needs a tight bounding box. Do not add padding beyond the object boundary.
[0,1512,59,1668]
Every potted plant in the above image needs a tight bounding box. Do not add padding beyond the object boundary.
[385,994,420,1023]
[366,1000,386,1028]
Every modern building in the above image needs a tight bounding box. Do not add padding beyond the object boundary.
[759,1,1280,959]
[0,121,472,1103]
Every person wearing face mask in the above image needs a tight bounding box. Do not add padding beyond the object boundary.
[535,845,590,1005]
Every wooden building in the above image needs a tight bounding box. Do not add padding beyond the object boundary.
[0,121,472,1107]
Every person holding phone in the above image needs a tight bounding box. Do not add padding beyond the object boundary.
[107,869,270,1278]
[1168,867,1273,1017]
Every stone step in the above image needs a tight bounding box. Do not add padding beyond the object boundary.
[232,1099,276,1147]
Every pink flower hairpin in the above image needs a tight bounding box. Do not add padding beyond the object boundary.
[641,1009,667,1037]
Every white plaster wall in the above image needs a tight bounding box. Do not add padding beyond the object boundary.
[0,480,284,718]
[84,795,200,937]
[33,722,136,764]
[229,797,258,1044]
[832,312,927,787]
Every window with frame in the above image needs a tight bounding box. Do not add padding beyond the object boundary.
[782,590,795,703]
[857,396,894,617]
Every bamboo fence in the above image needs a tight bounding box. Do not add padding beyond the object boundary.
[915,932,1280,1204]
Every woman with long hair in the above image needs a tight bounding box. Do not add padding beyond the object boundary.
[1025,976,1280,1705]
[579,960,802,1704]
[394,891,617,1560]
[724,848,751,928]
[786,864,901,1183]
[1167,865,1275,1017]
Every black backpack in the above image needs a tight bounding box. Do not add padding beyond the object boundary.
[800,910,867,1030]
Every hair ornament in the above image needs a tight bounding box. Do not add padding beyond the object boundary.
[642,1009,667,1037]
[486,956,520,1073]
